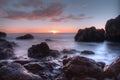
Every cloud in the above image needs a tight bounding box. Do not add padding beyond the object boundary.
[51,14,93,22]
[1,2,64,20]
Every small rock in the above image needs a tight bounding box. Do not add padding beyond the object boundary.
[81,50,95,55]
[16,34,34,40]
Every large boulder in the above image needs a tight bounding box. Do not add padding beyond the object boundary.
[0,63,42,80]
[104,56,120,79]
[0,39,15,59]
[75,27,105,42]
[62,56,104,80]
[105,15,120,42]
[16,34,34,40]
[0,32,7,37]
[28,42,59,58]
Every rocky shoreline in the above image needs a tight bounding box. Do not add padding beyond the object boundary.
[0,15,120,80]
[0,38,120,80]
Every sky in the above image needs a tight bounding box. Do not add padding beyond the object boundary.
[0,0,119,33]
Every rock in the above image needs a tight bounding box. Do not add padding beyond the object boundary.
[62,56,104,80]
[24,61,61,80]
[104,56,120,79]
[81,50,95,55]
[105,15,120,42]
[75,27,105,42]
[16,34,34,40]
[28,42,60,58]
[97,62,106,69]
[0,32,7,37]
[0,63,42,80]
[0,39,15,59]
[45,39,53,41]
[62,49,80,54]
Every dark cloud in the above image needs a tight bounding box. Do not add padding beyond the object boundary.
[51,14,92,22]
[0,0,91,22]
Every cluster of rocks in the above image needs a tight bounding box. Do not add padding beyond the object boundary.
[75,15,120,42]
[0,32,7,38]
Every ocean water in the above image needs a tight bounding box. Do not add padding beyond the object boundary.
[6,33,120,64]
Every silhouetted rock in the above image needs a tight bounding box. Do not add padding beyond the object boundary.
[105,15,120,42]
[62,56,104,80]
[0,39,15,59]
[0,63,42,80]
[16,34,34,40]
[45,39,53,41]
[0,32,7,37]
[75,27,105,42]
[104,56,120,79]
[81,50,95,55]
[28,42,60,58]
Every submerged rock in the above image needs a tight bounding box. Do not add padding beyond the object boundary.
[28,42,60,58]
[61,49,80,54]
[104,56,120,79]
[45,39,53,42]
[105,15,120,42]
[0,63,42,80]
[0,32,7,37]
[81,50,95,55]
[62,56,104,80]
[75,27,105,42]
[16,34,34,40]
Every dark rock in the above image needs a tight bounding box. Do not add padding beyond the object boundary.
[0,63,42,80]
[97,62,106,69]
[45,39,53,41]
[28,42,60,58]
[16,34,34,40]
[75,27,105,42]
[62,56,104,80]
[0,32,7,37]
[24,61,61,80]
[105,15,120,42]
[0,39,15,59]
[104,56,120,79]
[62,49,80,54]
[81,50,95,55]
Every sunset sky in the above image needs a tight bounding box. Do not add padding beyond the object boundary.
[0,0,119,33]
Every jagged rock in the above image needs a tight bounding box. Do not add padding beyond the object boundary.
[62,56,104,80]
[0,39,15,59]
[16,34,34,40]
[0,63,42,80]
[0,32,7,37]
[75,27,105,42]
[104,56,120,79]
[105,15,120,42]
[28,42,60,58]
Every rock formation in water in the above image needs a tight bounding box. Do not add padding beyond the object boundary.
[105,15,120,42]
[0,39,15,59]
[0,32,7,38]
[28,42,60,58]
[75,26,105,42]
[16,34,34,40]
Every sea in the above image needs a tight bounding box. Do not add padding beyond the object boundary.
[6,33,120,64]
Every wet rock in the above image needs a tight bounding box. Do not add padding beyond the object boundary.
[0,39,15,59]
[0,32,7,37]
[105,15,120,42]
[45,39,53,41]
[0,63,42,80]
[104,56,120,79]
[75,27,105,42]
[81,50,95,55]
[24,61,61,80]
[62,49,80,54]
[97,62,106,69]
[62,56,104,80]
[16,34,34,40]
[28,42,60,58]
